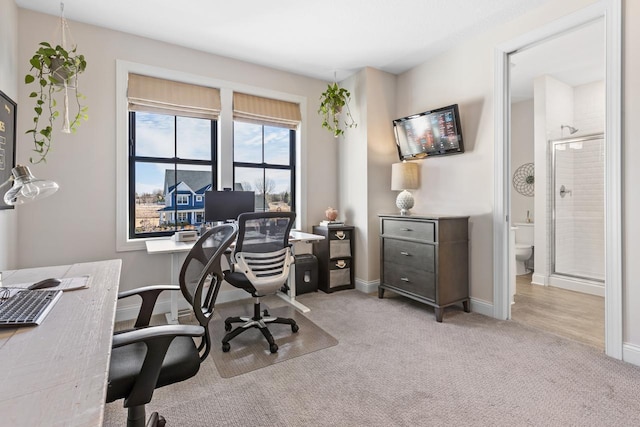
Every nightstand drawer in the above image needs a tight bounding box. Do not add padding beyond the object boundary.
[383,238,434,272]
[382,219,435,242]
[383,262,435,300]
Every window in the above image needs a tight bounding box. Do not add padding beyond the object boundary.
[232,92,300,213]
[129,111,216,239]
[233,121,295,212]
[126,73,220,240]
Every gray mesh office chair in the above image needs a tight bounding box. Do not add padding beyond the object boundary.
[107,224,237,427]
[222,211,297,353]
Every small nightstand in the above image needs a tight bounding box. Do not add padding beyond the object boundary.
[312,225,355,293]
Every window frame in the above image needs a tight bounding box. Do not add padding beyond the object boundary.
[233,123,296,212]
[128,111,217,240]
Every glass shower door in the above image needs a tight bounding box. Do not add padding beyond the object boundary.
[551,134,605,282]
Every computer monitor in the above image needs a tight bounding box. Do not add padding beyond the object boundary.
[204,190,255,222]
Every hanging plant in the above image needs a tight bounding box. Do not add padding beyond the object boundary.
[24,41,88,163]
[318,82,357,137]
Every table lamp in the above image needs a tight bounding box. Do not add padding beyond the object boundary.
[391,161,419,215]
[0,165,59,206]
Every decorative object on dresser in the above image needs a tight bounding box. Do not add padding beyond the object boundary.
[378,214,469,322]
[312,224,355,293]
[391,161,420,215]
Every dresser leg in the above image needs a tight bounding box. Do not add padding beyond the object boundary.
[434,307,444,322]
[378,287,385,298]
[463,299,470,313]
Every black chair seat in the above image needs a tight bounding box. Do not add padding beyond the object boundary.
[224,271,257,293]
[107,335,201,403]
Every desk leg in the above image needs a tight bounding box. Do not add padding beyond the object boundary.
[276,251,311,313]
[166,253,179,325]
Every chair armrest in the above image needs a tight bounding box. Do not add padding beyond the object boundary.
[111,324,204,408]
[118,285,181,328]
[112,324,204,348]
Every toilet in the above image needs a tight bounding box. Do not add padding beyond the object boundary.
[514,222,534,275]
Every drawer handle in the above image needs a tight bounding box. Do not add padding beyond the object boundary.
[335,231,346,240]
[400,251,410,256]
[400,277,410,282]
[400,228,413,232]
[336,260,347,268]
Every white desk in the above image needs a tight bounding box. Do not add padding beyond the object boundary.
[0,259,122,427]
[146,230,324,322]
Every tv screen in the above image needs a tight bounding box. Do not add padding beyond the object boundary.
[393,104,465,160]
[204,190,255,222]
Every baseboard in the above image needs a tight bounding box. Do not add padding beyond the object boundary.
[548,275,605,297]
[623,343,640,367]
[531,273,547,286]
[470,297,494,317]
[355,278,379,294]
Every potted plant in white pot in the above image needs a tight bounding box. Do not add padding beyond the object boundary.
[24,42,88,163]
[318,82,357,137]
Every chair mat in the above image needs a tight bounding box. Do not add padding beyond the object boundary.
[202,301,338,378]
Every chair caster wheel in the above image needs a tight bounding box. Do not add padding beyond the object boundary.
[291,324,299,333]
[270,343,278,353]
[224,323,231,332]
[222,342,230,352]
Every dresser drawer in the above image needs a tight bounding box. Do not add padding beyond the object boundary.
[383,262,435,300]
[382,218,435,242]
[383,238,434,272]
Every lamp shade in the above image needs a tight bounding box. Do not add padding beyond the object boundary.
[391,162,419,190]
[3,165,59,206]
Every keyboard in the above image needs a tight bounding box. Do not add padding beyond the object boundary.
[0,289,63,327]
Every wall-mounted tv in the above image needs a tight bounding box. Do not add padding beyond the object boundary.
[393,104,465,161]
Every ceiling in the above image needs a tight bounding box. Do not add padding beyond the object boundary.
[16,0,554,81]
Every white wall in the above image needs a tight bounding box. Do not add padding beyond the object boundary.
[0,0,18,271]
[395,0,600,305]
[622,0,640,349]
[16,9,338,310]
[339,67,397,284]
[510,99,535,224]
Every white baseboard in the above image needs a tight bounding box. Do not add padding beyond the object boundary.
[470,298,493,317]
[548,275,605,297]
[356,278,379,294]
[531,273,547,286]
[623,343,640,367]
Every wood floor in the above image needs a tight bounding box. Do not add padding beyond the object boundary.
[511,274,605,350]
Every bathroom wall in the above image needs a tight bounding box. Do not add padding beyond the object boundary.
[511,99,535,223]
[532,76,605,287]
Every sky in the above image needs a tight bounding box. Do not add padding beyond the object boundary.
[134,112,291,196]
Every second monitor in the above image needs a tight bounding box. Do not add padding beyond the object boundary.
[204,190,255,222]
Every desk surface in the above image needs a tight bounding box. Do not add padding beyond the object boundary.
[0,259,122,427]
[146,230,325,254]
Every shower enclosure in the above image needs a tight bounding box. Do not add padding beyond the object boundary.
[550,133,605,285]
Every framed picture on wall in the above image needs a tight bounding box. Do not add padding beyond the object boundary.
[0,90,17,210]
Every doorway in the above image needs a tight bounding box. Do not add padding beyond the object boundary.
[493,0,622,358]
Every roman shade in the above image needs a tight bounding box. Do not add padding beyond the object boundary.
[128,74,221,120]
[233,92,301,129]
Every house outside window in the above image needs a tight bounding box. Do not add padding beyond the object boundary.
[177,194,189,205]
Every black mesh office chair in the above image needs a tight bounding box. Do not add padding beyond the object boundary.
[107,224,237,427]
[222,211,297,353]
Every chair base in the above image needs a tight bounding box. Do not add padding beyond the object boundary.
[126,405,166,427]
[221,299,299,353]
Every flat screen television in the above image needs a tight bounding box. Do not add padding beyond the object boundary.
[204,190,255,222]
[393,104,465,160]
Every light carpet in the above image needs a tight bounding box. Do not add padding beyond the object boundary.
[105,290,640,426]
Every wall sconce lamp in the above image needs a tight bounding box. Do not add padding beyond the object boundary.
[0,165,59,206]
[391,161,419,215]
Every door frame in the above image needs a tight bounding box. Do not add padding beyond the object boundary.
[492,0,622,358]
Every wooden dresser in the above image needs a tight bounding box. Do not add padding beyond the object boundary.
[378,214,469,322]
